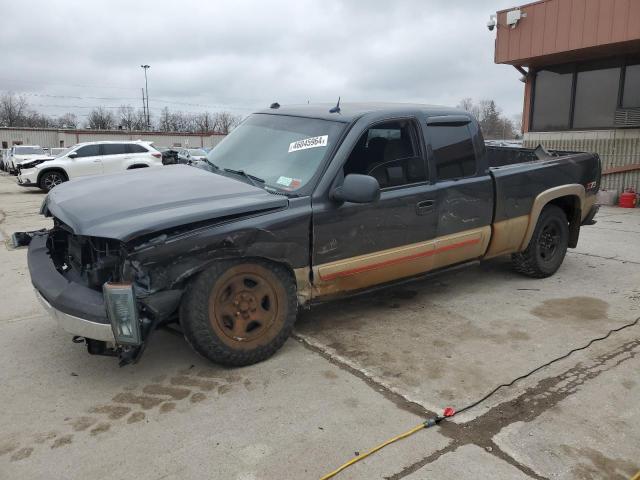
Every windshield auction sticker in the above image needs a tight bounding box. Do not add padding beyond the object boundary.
[288,135,328,153]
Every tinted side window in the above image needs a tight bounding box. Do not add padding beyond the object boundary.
[75,145,101,157]
[343,120,426,188]
[430,125,476,181]
[127,144,148,153]
[102,144,128,156]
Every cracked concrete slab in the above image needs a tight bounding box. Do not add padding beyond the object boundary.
[493,335,640,480]
[403,444,534,479]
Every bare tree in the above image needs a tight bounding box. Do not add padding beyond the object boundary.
[457,97,480,120]
[0,92,28,127]
[458,98,518,140]
[118,105,136,130]
[194,112,215,133]
[56,113,78,129]
[87,107,115,130]
[213,111,240,134]
[158,107,172,132]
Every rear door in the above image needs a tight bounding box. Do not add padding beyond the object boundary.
[69,144,103,177]
[421,116,494,269]
[101,143,129,174]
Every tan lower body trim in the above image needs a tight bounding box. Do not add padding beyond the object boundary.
[311,226,491,298]
[484,215,529,259]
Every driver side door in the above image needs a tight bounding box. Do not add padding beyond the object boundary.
[311,118,440,297]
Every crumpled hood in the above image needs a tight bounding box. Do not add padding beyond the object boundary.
[15,154,52,164]
[43,165,288,242]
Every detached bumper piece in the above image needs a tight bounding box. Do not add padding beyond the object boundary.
[104,282,142,345]
[11,229,47,248]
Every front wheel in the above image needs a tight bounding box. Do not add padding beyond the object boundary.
[39,170,67,192]
[512,204,569,278]
[180,259,298,366]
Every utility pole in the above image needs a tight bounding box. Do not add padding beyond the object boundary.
[140,64,150,129]
[141,88,146,127]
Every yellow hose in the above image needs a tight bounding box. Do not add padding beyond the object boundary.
[319,423,426,480]
[631,471,640,480]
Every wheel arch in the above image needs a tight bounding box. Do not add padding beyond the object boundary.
[520,184,585,251]
[37,167,69,185]
[127,163,150,169]
[171,255,307,306]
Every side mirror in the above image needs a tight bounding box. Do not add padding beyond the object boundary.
[67,151,78,159]
[331,174,380,204]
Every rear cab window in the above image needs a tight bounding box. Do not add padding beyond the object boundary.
[429,124,477,181]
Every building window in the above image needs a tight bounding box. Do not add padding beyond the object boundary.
[622,64,640,108]
[573,67,620,129]
[531,67,573,131]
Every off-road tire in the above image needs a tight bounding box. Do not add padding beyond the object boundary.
[38,170,67,192]
[512,204,569,278]
[180,259,298,366]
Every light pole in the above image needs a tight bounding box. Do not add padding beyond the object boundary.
[140,64,150,129]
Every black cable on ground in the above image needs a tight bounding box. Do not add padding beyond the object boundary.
[320,315,640,479]
[455,315,640,416]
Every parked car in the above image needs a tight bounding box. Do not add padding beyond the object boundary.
[158,148,183,165]
[7,145,48,175]
[0,149,9,171]
[17,140,163,191]
[18,103,600,367]
[186,148,208,161]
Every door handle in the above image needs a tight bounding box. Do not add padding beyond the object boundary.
[92,159,101,163]
[416,200,435,216]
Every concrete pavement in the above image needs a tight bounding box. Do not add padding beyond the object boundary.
[0,172,638,479]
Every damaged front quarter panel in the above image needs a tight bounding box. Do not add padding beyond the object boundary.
[125,196,312,340]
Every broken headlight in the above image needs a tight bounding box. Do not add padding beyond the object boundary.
[103,282,141,345]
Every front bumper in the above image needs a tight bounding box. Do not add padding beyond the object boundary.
[17,168,39,187]
[35,289,115,342]
[28,234,110,327]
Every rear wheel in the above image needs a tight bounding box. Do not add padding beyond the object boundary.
[180,259,297,366]
[512,204,569,278]
[39,170,67,192]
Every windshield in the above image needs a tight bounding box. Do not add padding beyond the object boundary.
[55,148,72,158]
[15,146,45,155]
[206,114,344,192]
[189,149,207,156]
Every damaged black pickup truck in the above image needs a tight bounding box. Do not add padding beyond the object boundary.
[18,103,601,366]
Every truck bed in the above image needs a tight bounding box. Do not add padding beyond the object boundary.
[486,144,601,223]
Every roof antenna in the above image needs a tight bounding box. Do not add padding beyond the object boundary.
[329,97,341,114]
[270,102,280,109]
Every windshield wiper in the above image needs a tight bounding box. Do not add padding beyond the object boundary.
[223,168,266,188]
[205,159,220,170]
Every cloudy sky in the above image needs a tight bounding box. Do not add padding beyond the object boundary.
[1,0,523,123]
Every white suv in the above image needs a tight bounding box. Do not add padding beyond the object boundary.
[7,145,48,174]
[17,141,163,191]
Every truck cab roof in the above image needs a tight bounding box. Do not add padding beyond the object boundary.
[256,102,471,123]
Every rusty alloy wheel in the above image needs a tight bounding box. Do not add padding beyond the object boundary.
[208,264,287,350]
